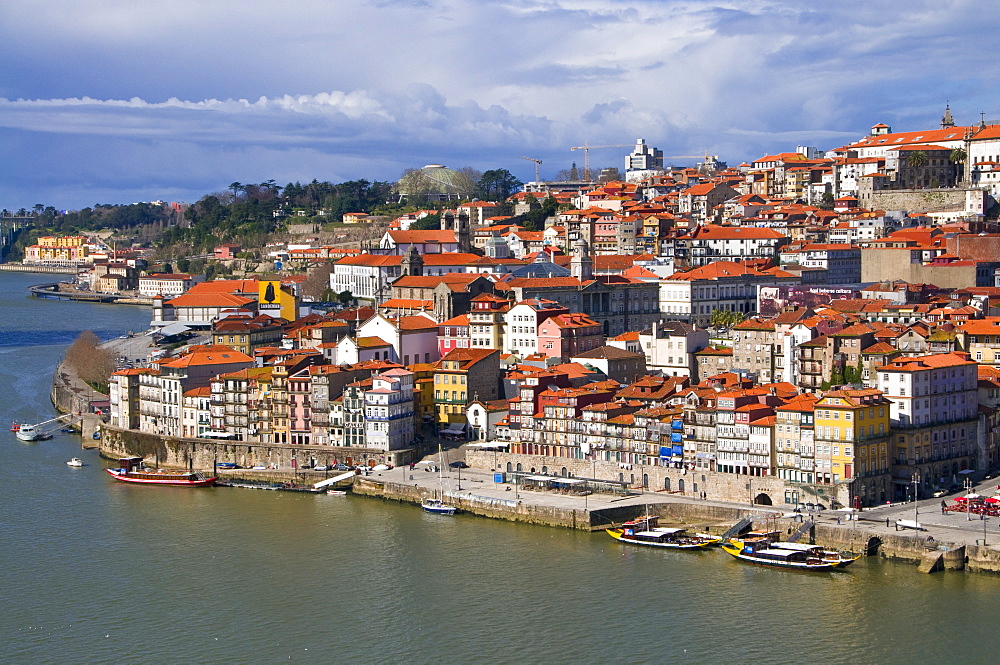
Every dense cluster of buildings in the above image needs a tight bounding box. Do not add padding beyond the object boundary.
[107,111,1000,507]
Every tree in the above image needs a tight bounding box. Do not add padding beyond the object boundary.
[478,169,522,202]
[410,213,441,230]
[302,262,335,300]
[64,331,116,392]
[906,151,928,168]
[338,290,354,306]
[950,147,968,183]
[229,182,243,201]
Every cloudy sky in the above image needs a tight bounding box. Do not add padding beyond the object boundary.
[2,0,998,209]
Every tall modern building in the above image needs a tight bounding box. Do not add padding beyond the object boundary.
[625,138,664,172]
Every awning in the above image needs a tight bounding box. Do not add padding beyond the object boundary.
[552,478,584,485]
[441,423,466,434]
[158,322,191,336]
[525,475,554,482]
[464,442,508,448]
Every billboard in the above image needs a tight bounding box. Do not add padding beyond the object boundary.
[757,285,859,317]
[258,280,296,320]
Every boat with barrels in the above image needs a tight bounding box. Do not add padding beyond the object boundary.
[106,456,217,487]
[721,530,859,571]
[607,514,720,549]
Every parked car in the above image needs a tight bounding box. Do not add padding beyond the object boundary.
[332,464,350,471]
[449,461,469,469]
[314,465,329,472]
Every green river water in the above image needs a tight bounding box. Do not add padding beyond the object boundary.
[1,271,999,664]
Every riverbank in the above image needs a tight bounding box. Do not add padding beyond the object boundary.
[0,262,79,274]
[342,460,1000,574]
[45,310,1000,577]
[30,281,153,306]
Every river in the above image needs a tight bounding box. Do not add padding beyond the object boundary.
[2,271,999,664]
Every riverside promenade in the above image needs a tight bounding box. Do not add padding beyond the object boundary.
[357,449,1000,574]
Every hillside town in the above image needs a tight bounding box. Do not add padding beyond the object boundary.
[49,110,1000,511]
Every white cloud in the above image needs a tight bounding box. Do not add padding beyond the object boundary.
[1,0,999,207]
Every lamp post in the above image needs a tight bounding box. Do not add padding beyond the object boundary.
[965,477,973,521]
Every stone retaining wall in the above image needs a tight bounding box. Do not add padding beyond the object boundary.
[468,450,848,508]
[97,423,411,470]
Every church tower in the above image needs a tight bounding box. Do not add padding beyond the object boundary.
[457,211,472,253]
[941,104,955,128]
[401,244,424,276]
[570,237,593,281]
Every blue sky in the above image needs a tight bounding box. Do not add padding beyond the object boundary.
[2,0,998,210]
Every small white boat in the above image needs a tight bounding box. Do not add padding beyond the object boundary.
[422,498,457,515]
[15,424,38,441]
[67,458,84,467]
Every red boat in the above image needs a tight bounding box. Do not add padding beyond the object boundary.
[106,457,217,487]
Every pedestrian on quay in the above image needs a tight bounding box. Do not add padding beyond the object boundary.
[941,499,947,514]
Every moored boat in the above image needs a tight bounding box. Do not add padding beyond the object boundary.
[721,531,859,571]
[606,515,721,549]
[15,424,38,441]
[421,498,457,515]
[67,458,84,467]
[106,456,216,487]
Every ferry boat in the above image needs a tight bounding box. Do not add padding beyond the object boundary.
[15,424,39,441]
[106,457,216,487]
[607,515,721,549]
[721,531,859,571]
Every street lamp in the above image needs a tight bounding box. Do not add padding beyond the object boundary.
[965,477,974,521]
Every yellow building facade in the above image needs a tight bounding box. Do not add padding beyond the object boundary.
[814,388,892,506]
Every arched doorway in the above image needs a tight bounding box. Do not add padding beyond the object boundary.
[664,477,671,491]
[506,462,512,473]
[678,479,685,493]
[753,493,773,506]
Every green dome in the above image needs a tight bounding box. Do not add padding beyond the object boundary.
[394,165,477,201]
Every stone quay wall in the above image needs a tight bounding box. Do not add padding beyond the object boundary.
[353,477,595,529]
[97,423,412,470]
[468,450,843,507]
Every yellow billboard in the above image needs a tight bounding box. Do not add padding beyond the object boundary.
[258,280,296,321]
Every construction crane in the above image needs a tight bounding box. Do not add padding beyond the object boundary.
[520,156,542,182]
[569,144,630,181]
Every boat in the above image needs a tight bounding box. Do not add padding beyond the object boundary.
[67,458,84,467]
[721,531,859,571]
[606,514,721,549]
[422,445,457,515]
[421,498,457,515]
[13,414,79,441]
[106,457,216,487]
